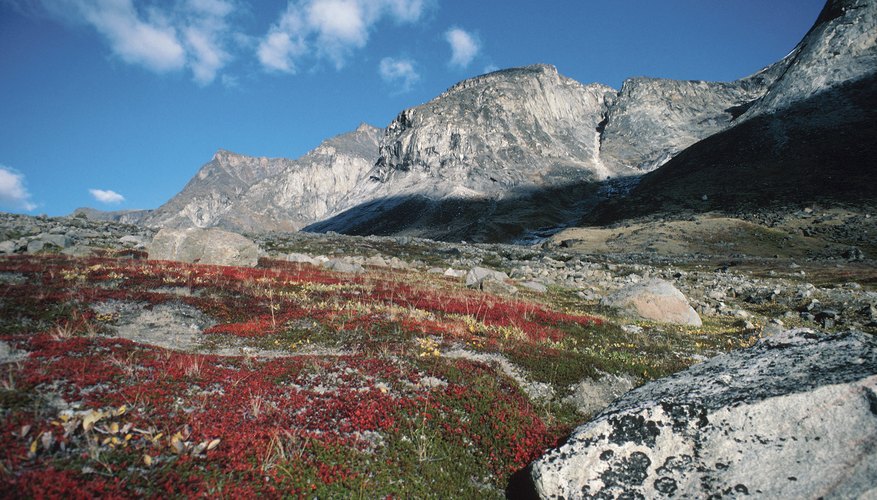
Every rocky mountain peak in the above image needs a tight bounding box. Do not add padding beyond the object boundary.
[355,122,377,133]
[739,0,876,119]
[373,63,620,196]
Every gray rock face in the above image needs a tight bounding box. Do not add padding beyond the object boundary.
[143,124,381,233]
[147,228,260,267]
[150,62,777,242]
[375,65,619,192]
[741,0,877,119]
[599,75,775,171]
[601,278,702,326]
[531,328,877,499]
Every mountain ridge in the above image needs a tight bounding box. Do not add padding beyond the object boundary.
[79,0,876,244]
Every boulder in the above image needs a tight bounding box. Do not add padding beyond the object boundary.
[563,372,636,418]
[601,278,702,326]
[286,252,319,266]
[26,233,71,253]
[520,281,548,294]
[529,328,877,499]
[465,266,510,288]
[323,258,364,274]
[0,240,16,254]
[147,228,260,267]
[443,268,466,279]
[480,278,518,296]
[119,235,145,247]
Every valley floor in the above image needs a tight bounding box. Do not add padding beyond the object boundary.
[0,209,874,496]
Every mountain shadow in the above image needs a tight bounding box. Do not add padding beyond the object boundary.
[302,179,613,244]
[585,74,877,225]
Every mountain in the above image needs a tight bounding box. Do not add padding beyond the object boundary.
[305,63,780,241]
[142,124,381,233]
[588,0,877,224]
[147,63,776,240]
[140,0,873,243]
[70,207,152,225]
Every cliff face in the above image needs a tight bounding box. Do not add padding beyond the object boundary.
[597,73,779,172]
[374,65,618,194]
[236,124,381,232]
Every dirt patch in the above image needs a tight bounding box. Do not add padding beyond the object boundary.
[553,215,845,259]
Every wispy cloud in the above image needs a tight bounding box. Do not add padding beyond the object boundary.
[257,0,431,73]
[32,0,239,85]
[379,56,419,91]
[445,27,480,68]
[0,166,37,211]
[89,188,125,204]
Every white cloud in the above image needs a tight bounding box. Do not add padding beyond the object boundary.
[34,0,238,84]
[383,0,429,23]
[258,0,430,73]
[445,27,480,68]
[181,0,237,85]
[0,166,36,211]
[379,56,419,90]
[257,3,308,73]
[76,0,186,73]
[89,188,125,204]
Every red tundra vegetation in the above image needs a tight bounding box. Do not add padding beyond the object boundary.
[1,254,620,496]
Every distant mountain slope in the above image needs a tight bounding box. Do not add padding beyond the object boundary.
[70,207,152,225]
[588,0,877,224]
[142,124,381,232]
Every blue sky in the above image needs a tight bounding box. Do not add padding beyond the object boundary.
[0,0,825,216]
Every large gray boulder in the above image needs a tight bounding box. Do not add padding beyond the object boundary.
[465,266,510,288]
[530,328,877,499]
[26,233,71,253]
[147,228,260,267]
[601,278,702,326]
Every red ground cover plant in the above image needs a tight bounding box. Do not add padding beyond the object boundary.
[0,254,606,496]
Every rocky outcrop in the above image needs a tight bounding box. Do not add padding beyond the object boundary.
[147,228,260,267]
[601,278,702,326]
[740,0,877,118]
[530,328,877,499]
[0,212,154,256]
